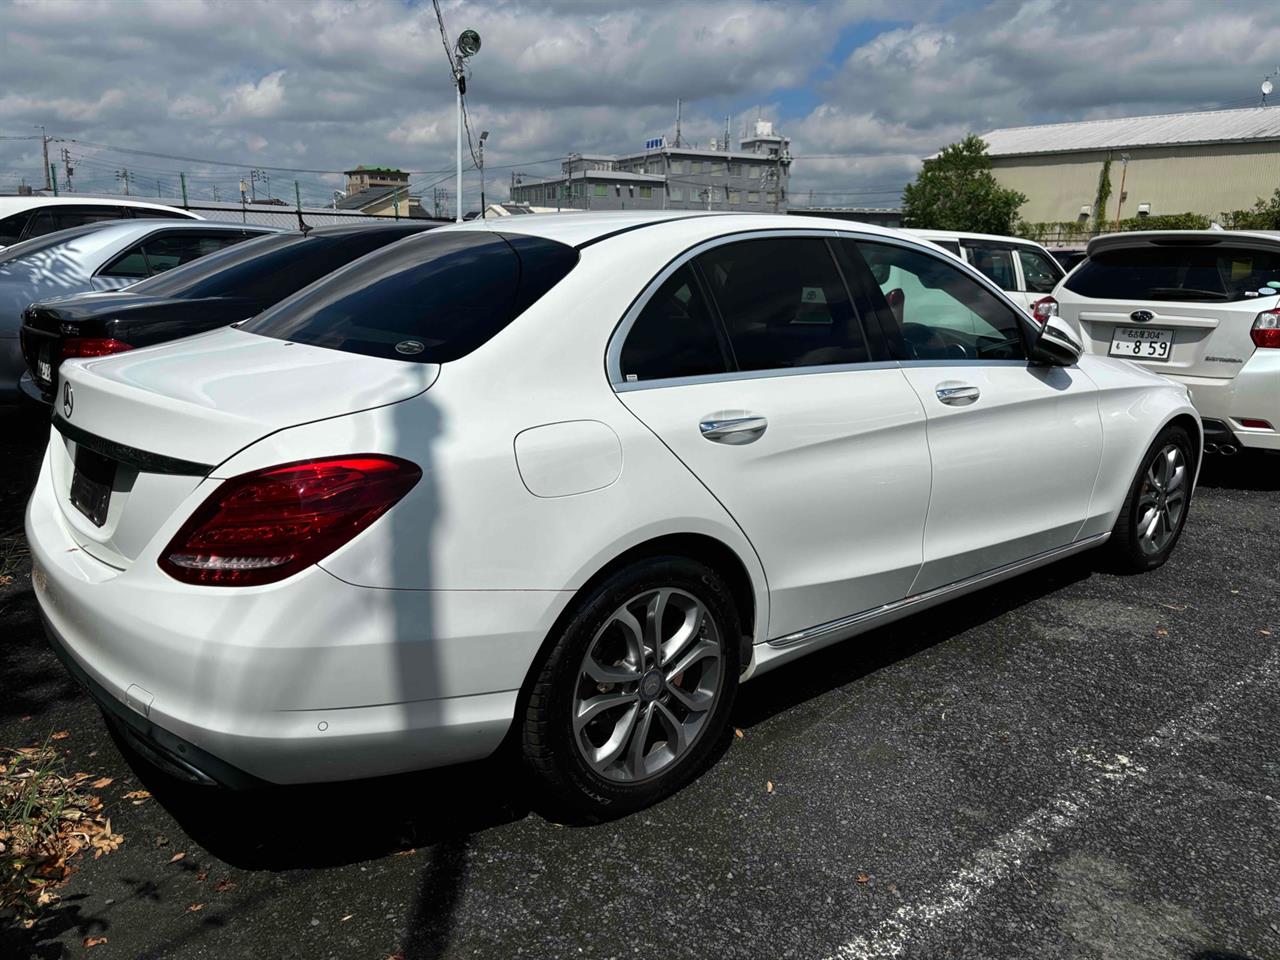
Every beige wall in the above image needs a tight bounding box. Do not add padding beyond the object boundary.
[991,141,1280,223]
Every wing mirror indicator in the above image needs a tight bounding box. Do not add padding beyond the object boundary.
[1033,315,1083,366]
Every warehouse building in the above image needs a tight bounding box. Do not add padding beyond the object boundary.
[510,119,791,213]
[980,107,1280,224]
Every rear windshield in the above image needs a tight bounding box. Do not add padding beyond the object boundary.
[239,231,579,363]
[1064,244,1280,302]
[125,231,305,298]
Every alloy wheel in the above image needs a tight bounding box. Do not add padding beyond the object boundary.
[572,588,724,783]
[1136,443,1187,556]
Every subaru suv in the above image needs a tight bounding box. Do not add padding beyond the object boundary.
[1054,231,1280,455]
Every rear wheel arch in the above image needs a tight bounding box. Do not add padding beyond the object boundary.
[516,533,759,715]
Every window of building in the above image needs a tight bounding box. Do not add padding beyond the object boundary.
[749,166,763,179]
[710,162,725,175]
[619,264,728,382]
[690,161,703,174]
[729,191,741,204]
[747,191,759,203]
[696,236,870,371]
[850,240,1027,361]
[593,183,606,198]
[639,186,653,200]
[669,187,683,201]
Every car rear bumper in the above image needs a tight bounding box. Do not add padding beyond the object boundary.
[1159,353,1280,452]
[25,449,563,786]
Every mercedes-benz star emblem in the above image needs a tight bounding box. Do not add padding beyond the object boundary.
[62,382,74,419]
[1130,309,1155,323]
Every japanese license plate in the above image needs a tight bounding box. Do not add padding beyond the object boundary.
[69,446,116,527]
[1109,326,1173,361]
[38,344,52,385]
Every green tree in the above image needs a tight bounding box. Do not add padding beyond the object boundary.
[1220,188,1280,230]
[902,134,1027,234]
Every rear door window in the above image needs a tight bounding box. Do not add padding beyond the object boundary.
[961,242,1018,291]
[1016,247,1064,293]
[619,264,728,382]
[140,231,249,274]
[1064,244,1280,301]
[695,236,870,371]
[240,231,579,362]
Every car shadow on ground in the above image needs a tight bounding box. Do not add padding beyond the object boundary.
[1196,450,1280,491]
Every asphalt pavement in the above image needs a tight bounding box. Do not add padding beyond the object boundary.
[2,404,1277,960]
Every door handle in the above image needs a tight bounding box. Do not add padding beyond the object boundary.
[935,383,980,406]
[699,415,768,444]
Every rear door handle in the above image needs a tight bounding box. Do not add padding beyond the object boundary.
[935,383,980,406]
[699,415,768,444]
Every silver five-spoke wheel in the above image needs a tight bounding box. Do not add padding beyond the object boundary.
[1136,443,1187,556]
[572,588,723,783]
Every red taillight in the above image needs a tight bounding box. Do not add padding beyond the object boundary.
[62,337,134,360]
[1031,296,1059,326]
[1252,309,1280,349]
[1239,418,1273,430]
[159,455,422,586]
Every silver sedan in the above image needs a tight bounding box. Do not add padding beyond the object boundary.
[1,219,278,403]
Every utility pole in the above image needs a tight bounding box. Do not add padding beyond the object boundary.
[61,147,74,192]
[36,125,50,191]
[212,185,221,202]
[180,172,189,207]
[250,168,269,201]
[478,130,489,218]
[116,168,131,195]
[674,98,682,148]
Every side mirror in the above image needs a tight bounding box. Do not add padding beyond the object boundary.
[1032,315,1084,366]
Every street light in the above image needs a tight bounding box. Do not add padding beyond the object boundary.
[479,130,490,219]
[452,28,481,222]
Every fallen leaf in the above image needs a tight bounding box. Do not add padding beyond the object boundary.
[83,936,108,948]
[124,789,151,804]
[195,871,208,882]
[187,903,205,913]
[1155,628,1168,637]
[856,873,871,885]
[51,731,70,740]
[734,728,744,739]
[214,879,236,893]
[766,780,774,794]
[90,777,113,789]
[393,848,417,857]
[0,574,13,586]
[340,914,354,922]
[169,852,187,863]
[1261,629,1273,636]
[19,715,31,722]
[155,835,170,848]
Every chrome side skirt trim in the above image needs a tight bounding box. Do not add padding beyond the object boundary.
[767,533,1111,648]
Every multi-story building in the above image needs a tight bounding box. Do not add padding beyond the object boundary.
[337,164,424,218]
[510,120,791,213]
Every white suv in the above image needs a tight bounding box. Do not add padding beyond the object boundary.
[1054,231,1280,455]
[905,230,1065,316]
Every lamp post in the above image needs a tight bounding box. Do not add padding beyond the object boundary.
[479,130,489,219]
[452,28,481,222]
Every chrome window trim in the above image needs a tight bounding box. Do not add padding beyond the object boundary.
[607,228,870,391]
[614,359,902,392]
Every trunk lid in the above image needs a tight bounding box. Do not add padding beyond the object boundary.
[50,326,437,567]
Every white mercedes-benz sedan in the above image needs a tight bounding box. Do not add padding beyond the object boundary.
[27,212,1200,814]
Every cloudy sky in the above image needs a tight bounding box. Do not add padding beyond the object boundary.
[0,0,1273,212]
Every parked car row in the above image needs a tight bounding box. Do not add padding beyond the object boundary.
[24,210,1200,816]
[0,195,202,248]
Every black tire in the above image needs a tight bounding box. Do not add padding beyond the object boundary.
[1106,423,1195,572]
[521,556,741,818]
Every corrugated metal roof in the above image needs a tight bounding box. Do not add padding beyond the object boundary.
[981,107,1280,158]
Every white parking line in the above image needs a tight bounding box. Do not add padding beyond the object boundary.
[823,648,1280,960]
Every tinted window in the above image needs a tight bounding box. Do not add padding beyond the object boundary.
[0,211,32,247]
[853,241,1026,361]
[26,206,128,239]
[620,265,727,382]
[241,231,578,363]
[141,231,246,274]
[1017,248,1064,293]
[696,236,869,370]
[100,242,149,279]
[932,240,962,256]
[130,207,193,219]
[1064,244,1280,302]
[126,229,424,302]
[961,243,1018,291]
